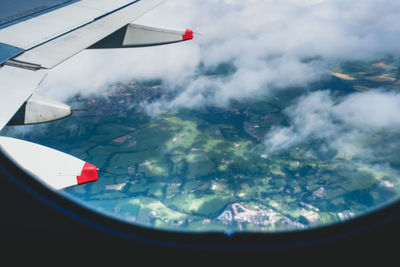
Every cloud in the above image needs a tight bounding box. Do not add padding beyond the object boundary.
[337,90,400,129]
[34,0,400,113]
[264,89,400,155]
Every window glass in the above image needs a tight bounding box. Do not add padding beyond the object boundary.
[2,0,400,233]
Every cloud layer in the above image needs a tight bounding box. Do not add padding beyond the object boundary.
[264,89,400,158]
[35,0,400,110]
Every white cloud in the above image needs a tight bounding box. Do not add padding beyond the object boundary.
[337,90,400,129]
[35,0,400,112]
[264,89,400,154]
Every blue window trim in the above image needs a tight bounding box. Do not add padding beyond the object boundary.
[0,42,24,65]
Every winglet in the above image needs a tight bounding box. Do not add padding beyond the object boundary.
[0,136,100,190]
[77,162,99,185]
[182,29,193,41]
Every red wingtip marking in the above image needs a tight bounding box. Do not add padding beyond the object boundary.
[182,29,193,41]
[77,162,98,185]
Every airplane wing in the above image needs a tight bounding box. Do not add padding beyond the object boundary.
[0,0,193,190]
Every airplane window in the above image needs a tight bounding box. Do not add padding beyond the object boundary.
[3,58,400,233]
[1,0,400,235]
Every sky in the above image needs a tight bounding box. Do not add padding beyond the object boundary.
[34,0,400,158]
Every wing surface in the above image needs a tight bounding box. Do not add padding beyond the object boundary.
[0,0,165,50]
[0,0,74,26]
[0,0,193,189]
[0,0,165,130]
[15,0,165,68]
[0,66,47,131]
